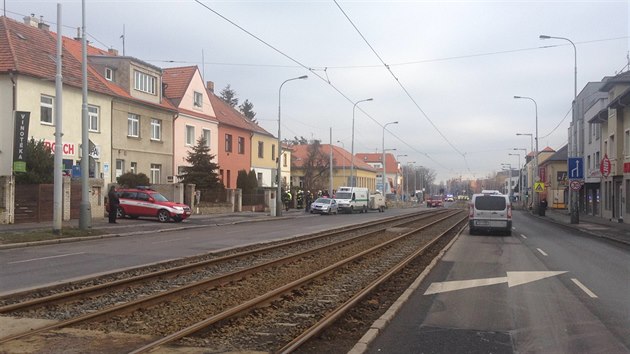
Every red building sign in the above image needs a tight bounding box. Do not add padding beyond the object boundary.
[600,154,611,177]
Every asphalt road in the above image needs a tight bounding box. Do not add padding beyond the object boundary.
[367,210,630,353]
[0,207,421,295]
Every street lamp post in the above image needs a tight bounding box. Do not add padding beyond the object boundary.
[276,75,308,217]
[540,34,579,223]
[516,133,533,154]
[337,140,346,185]
[512,148,527,207]
[350,98,373,187]
[514,96,539,214]
[405,161,415,202]
[382,121,398,194]
[395,154,407,200]
[501,163,512,196]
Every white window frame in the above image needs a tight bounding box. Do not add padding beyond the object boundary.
[128,113,140,137]
[150,118,162,141]
[150,163,161,184]
[130,161,137,174]
[193,91,203,108]
[40,94,53,125]
[202,129,211,148]
[115,159,125,178]
[185,125,195,146]
[88,105,100,132]
[133,70,157,95]
[105,67,113,81]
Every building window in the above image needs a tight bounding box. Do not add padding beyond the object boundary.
[283,153,287,167]
[625,130,630,157]
[105,67,113,81]
[238,137,245,154]
[151,118,161,141]
[185,125,195,146]
[272,144,276,161]
[225,134,233,152]
[88,105,99,132]
[133,70,157,95]
[258,141,264,158]
[193,91,203,108]
[150,164,161,184]
[257,172,263,187]
[127,113,140,137]
[202,129,211,147]
[115,159,124,178]
[40,94,53,124]
[130,161,137,174]
[610,135,615,159]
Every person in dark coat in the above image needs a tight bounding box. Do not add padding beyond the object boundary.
[108,185,120,224]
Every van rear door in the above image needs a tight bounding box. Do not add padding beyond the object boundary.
[474,195,508,221]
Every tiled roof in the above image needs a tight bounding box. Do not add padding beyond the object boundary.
[208,90,273,137]
[0,16,113,96]
[355,152,401,174]
[177,107,218,123]
[292,144,375,171]
[544,144,568,162]
[163,66,197,107]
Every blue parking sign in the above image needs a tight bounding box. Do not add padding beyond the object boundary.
[568,157,583,180]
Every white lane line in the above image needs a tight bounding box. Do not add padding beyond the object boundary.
[571,278,599,298]
[536,248,548,256]
[151,237,189,244]
[8,252,86,264]
[520,234,527,239]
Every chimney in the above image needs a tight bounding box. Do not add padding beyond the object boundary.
[108,48,119,56]
[38,19,50,31]
[23,14,38,27]
[206,81,214,93]
[74,27,81,41]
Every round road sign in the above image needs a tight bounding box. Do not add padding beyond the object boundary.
[570,180,582,191]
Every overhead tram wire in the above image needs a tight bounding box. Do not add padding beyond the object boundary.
[192,0,453,173]
[333,0,470,175]
[539,105,572,139]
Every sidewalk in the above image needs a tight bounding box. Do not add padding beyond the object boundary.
[534,208,630,245]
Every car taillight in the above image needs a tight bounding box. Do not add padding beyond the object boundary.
[507,204,512,219]
[469,204,474,218]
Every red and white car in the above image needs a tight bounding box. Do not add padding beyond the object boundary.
[107,187,192,223]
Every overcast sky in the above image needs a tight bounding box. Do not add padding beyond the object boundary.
[4,0,629,182]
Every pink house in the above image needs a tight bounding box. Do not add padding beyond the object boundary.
[163,66,219,179]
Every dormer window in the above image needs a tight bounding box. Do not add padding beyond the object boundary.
[105,67,113,81]
[134,70,156,95]
[193,91,203,108]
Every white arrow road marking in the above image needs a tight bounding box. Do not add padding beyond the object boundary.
[424,271,567,295]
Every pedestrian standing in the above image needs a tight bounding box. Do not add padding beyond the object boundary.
[108,185,120,224]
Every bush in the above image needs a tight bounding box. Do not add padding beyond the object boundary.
[117,172,150,188]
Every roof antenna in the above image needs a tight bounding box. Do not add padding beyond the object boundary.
[120,24,125,56]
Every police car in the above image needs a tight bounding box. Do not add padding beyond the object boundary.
[107,187,192,223]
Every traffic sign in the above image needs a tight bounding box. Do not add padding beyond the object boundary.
[568,157,584,180]
[534,182,545,192]
[570,180,582,191]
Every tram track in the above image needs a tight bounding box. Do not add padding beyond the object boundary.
[0,209,452,351]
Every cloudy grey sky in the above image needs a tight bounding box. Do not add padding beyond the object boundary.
[5,0,629,182]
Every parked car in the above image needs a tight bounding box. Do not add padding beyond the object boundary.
[107,187,192,222]
[310,197,338,215]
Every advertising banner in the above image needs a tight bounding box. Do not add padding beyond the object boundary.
[13,111,30,173]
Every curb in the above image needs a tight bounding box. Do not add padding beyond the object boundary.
[348,223,465,354]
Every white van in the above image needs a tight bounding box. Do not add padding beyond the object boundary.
[335,187,369,213]
[469,192,512,235]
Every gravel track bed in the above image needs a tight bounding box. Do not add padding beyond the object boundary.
[1,213,435,309]
[61,210,464,350]
[5,214,441,321]
[172,212,465,352]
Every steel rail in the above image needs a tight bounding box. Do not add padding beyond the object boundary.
[0,210,442,314]
[279,215,468,353]
[0,210,447,344]
[128,210,464,353]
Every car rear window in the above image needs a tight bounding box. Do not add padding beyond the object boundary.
[475,196,506,210]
